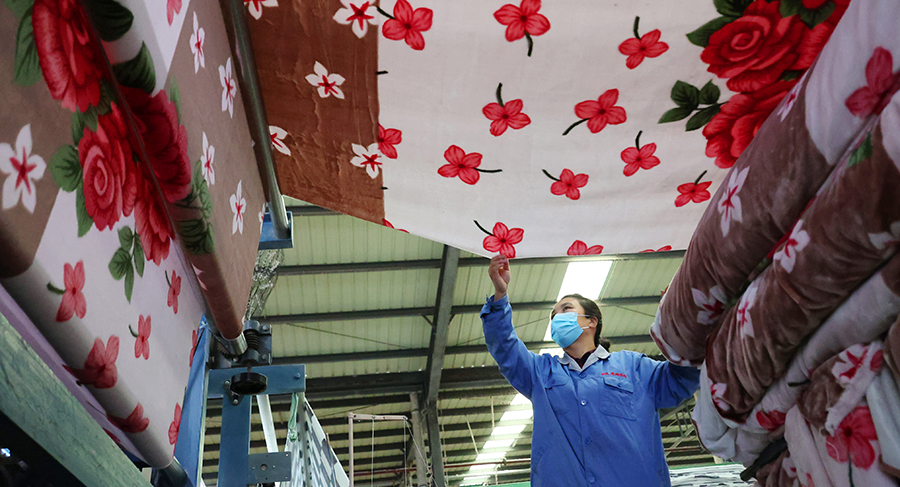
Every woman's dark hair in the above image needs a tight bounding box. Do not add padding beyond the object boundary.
[561,294,611,350]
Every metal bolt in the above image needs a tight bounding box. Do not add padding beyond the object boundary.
[262,325,270,333]
[261,354,269,361]
[231,398,240,405]
[294,373,303,380]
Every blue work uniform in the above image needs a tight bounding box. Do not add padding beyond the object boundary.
[481,295,701,487]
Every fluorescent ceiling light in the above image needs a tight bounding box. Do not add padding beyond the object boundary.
[545,261,613,341]
[500,409,533,421]
[476,452,505,461]
[482,438,515,449]
[510,393,531,405]
[468,463,498,472]
[460,476,489,486]
[491,424,526,436]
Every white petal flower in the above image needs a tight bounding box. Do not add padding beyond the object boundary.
[269,125,291,156]
[244,0,278,19]
[868,221,900,251]
[230,180,247,234]
[736,280,758,338]
[200,132,215,186]
[305,62,345,99]
[219,58,236,118]
[350,142,382,179]
[0,124,46,213]
[190,12,205,73]
[718,167,749,237]
[333,0,378,38]
[773,220,810,273]
[692,285,726,326]
[777,82,802,122]
[710,380,730,412]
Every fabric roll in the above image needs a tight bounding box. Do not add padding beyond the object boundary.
[866,366,900,478]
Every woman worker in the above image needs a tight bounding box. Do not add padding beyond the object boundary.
[481,255,701,486]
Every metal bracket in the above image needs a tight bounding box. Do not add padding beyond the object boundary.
[247,452,292,484]
[223,380,243,406]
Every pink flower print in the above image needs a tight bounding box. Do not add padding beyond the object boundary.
[825,405,877,469]
[166,0,181,25]
[305,62,345,99]
[381,0,433,51]
[710,380,730,412]
[219,58,236,117]
[566,89,627,135]
[438,145,500,185]
[190,329,198,367]
[756,409,786,432]
[640,246,672,253]
[803,473,815,487]
[736,280,758,338]
[545,169,588,200]
[620,131,660,176]
[0,124,46,213]
[350,143,382,179]
[378,125,402,159]
[200,132,215,185]
[168,404,182,445]
[846,47,900,119]
[692,285,726,325]
[244,0,278,20]
[868,221,900,251]
[483,83,531,136]
[675,171,712,207]
[230,181,246,234]
[718,167,749,237]
[108,403,149,433]
[773,220,810,273]
[269,126,290,156]
[167,270,181,314]
[494,0,550,57]
[132,315,151,360]
[567,240,603,255]
[832,344,869,384]
[54,261,86,322]
[382,219,409,233]
[618,17,668,69]
[190,13,205,73]
[777,80,802,122]
[64,336,119,389]
[477,221,524,258]
[871,349,883,372]
[334,0,376,38]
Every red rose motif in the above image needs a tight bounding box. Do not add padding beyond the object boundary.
[618,19,668,69]
[703,80,796,169]
[438,145,501,185]
[494,0,550,56]
[378,125,402,159]
[700,0,831,92]
[382,219,409,233]
[108,403,149,434]
[64,335,119,389]
[756,409,786,432]
[133,165,175,266]
[56,261,86,322]
[845,47,900,119]
[567,240,603,255]
[675,172,712,207]
[168,404,182,445]
[621,131,660,176]
[483,100,531,136]
[122,87,192,203]
[32,0,102,112]
[168,270,181,314]
[825,405,877,469]
[478,221,524,258]
[640,246,673,253]
[382,0,433,51]
[547,169,589,200]
[134,315,151,360]
[569,89,627,135]
[79,104,138,231]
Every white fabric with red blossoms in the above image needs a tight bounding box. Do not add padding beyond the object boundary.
[371,0,831,257]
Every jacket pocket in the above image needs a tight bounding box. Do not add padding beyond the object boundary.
[596,375,637,420]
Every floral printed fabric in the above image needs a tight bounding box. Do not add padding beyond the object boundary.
[654,0,900,368]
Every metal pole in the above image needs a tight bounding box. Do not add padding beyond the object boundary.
[349,413,355,487]
[410,393,428,487]
[425,403,446,487]
[220,0,290,240]
[255,395,279,452]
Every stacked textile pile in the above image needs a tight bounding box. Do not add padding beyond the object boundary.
[651,0,900,484]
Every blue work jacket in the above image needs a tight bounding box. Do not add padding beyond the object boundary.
[481,295,701,487]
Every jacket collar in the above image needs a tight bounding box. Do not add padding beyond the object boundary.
[557,346,610,372]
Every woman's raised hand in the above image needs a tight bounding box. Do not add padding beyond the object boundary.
[488,255,511,300]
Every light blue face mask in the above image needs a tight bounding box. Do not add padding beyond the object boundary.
[550,312,590,349]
